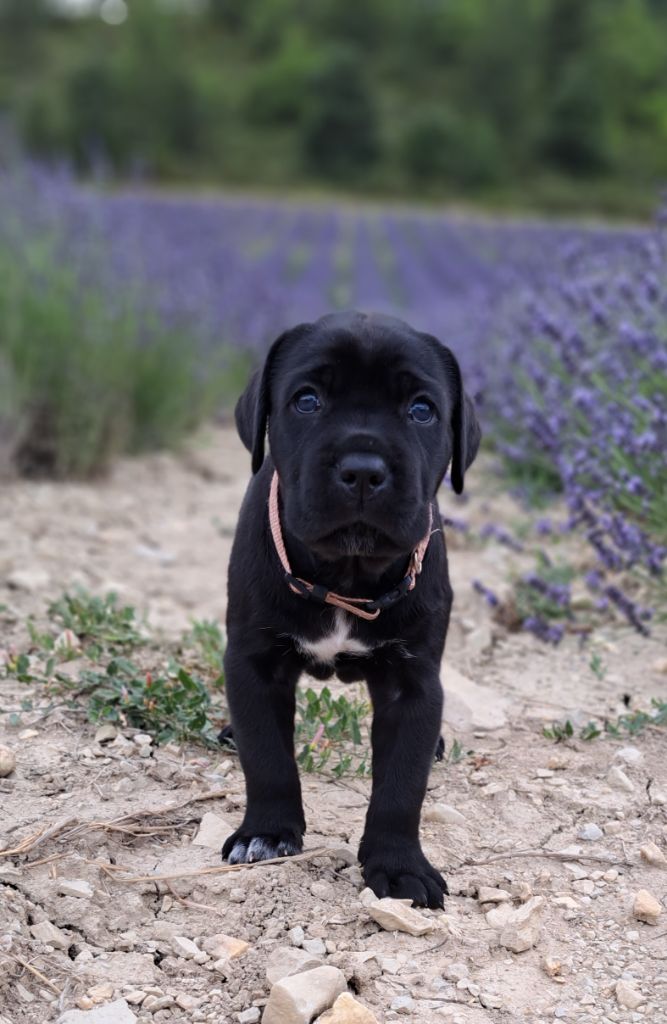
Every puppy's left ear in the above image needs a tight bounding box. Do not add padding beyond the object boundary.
[434,342,481,494]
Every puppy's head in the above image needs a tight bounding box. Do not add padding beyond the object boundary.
[236,311,480,562]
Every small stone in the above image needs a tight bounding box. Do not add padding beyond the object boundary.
[358,888,377,908]
[229,888,246,903]
[615,981,645,1010]
[142,995,173,1012]
[553,1006,568,1019]
[607,765,635,793]
[203,933,249,960]
[56,999,138,1024]
[577,823,603,842]
[76,997,94,1010]
[367,897,436,936]
[172,936,199,959]
[138,745,152,759]
[192,951,209,965]
[423,803,466,827]
[443,962,469,982]
[125,992,147,1006]
[0,745,16,777]
[633,888,662,924]
[7,567,50,592]
[175,994,199,1011]
[237,1010,261,1024]
[477,886,511,904]
[262,965,346,1024]
[603,870,618,882]
[479,992,503,1009]
[30,920,70,950]
[499,896,544,952]
[192,811,238,851]
[88,984,114,1004]
[651,658,667,674]
[212,958,231,975]
[266,947,323,985]
[317,994,379,1023]
[640,841,667,868]
[543,956,562,977]
[390,996,415,1015]
[485,904,514,930]
[616,747,643,765]
[94,724,118,744]
[302,938,326,956]
[57,878,94,899]
[511,881,533,902]
[288,926,305,947]
[311,881,334,900]
[132,733,153,746]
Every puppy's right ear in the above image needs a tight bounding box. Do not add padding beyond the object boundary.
[234,325,308,474]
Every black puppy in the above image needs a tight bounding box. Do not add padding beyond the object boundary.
[222,311,480,908]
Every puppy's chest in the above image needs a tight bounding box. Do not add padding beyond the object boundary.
[293,609,405,666]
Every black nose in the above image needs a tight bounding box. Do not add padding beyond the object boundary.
[337,453,389,497]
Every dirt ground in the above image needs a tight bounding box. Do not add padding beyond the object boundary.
[1,426,666,1024]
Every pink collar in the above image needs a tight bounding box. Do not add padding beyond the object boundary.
[268,471,434,621]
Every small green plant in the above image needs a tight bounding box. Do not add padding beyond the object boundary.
[185,619,225,676]
[543,699,667,744]
[87,656,219,745]
[295,685,370,776]
[543,719,574,742]
[447,738,465,763]
[589,652,607,680]
[48,590,143,653]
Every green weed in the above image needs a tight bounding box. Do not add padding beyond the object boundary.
[295,685,370,777]
[543,699,667,744]
[48,590,143,653]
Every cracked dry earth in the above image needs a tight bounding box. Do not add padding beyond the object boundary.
[1,425,666,1024]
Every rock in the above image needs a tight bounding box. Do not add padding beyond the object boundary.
[57,1000,137,1024]
[29,921,70,950]
[171,936,200,959]
[262,966,346,1024]
[442,667,509,731]
[477,886,511,904]
[317,992,379,1023]
[175,994,200,1011]
[302,938,327,956]
[0,745,16,777]
[633,889,662,924]
[7,567,50,592]
[485,904,514,930]
[88,985,114,1004]
[358,889,377,908]
[57,879,94,899]
[577,823,603,842]
[542,956,561,977]
[94,724,118,744]
[203,933,249,960]
[192,811,238,850]
[266,947,324,985]
[142,995,173,1012]
[367,898,436,936]
[640,841,667,868]
[288,926,305,947]
[390,996,414,1014]
[311,881,335,900]
[499,896,545,952]
[423,803,466,827]
[238,1011,261,1024]
[607,765,634,793]
[479,992,503,1009]
[443,962,469,982]
[124,992,147,1006]
[615,980,645,1009]
[652,657,667,674]
[616,746,643,765]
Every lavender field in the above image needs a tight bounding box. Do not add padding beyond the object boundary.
[1,165,665,631]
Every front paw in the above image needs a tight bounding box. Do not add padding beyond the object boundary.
[222,826,303,865]
[359,836,448,909]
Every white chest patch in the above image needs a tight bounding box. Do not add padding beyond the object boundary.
[294,610,370,664]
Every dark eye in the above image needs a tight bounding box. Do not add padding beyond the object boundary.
[294,389,321,414]
[408,399,435,424]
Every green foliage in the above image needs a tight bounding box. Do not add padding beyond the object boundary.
[0,230,243,477]
[48,590,142,653]
[185,619,226,675]
[543,699,667,743]
[399,107,503,188]
[295,685,370,776]
[87,657,218,745]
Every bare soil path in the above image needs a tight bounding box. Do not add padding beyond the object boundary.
[1,428,665,1024]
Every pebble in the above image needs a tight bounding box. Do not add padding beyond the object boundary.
[0,745,16,777]
[125,992,147,1006]
[7,567,50,592]
[367,897,436,936]
[443,963,469,982]
[202,933,249,960]
[499,896,545,952]
[57,1000,137,1024]
[57,878,94,899]
[615,981,645,1009]
[577,823,603,842]
[479,992,503,1009]
[237,1010,261,1024]
[616,747,643,765]
[477,886,511,904]
[229,888,246,903]
[262,966,346,1024]
[423,803,466,827]
[390,996,415,1014]
[192,811,238,851]
[29,920,70,949]
[94,724,118,744]
[302,938,327,956]
[640,841,667,868]
[543,956,562,977]
[172,936,199,959]
[175,994,200,1011]
[318,992,379,1023]
[485,904,514,929]
[142,995,173,1012]
[88,984,114,1004]
[289,926,305,947]
[266,947,323,985]
[633,889,662,924]
[311,881,335,900]
[607,765,635,794]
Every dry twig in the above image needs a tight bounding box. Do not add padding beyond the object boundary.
[94,845,329,884]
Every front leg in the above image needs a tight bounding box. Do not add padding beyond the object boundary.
[359,667,446,908]
[222,645,305,864]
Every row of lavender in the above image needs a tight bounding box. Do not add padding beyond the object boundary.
[2,165,665,632]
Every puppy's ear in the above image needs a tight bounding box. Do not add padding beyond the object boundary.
[428,338,481,494]
[234,325,308,473]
